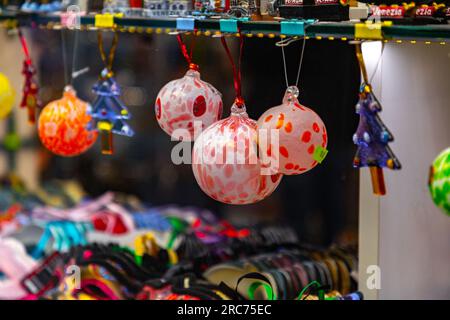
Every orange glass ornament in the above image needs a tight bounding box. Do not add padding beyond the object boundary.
[38,86,97,157]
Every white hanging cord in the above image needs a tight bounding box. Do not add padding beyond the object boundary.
[280,37,307,88]
[369,42,385,84]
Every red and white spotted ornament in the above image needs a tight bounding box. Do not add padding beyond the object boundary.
[257,86,327,175]
[155,68,223,141]
[192,103,283,205]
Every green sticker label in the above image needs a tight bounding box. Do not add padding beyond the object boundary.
[313,146,328,163]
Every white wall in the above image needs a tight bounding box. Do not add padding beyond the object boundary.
[359,42,450,300]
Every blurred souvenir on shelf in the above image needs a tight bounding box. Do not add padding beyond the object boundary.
[0,175,361,300]
[20,0,63,12]
[361,0,448,24]
[268,0,351,20]
[143,0,192,16]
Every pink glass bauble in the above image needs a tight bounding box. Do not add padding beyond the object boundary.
[38,86,97,157]
[155,69,223,141]
[257,86,327,175]
[192,103,283,205]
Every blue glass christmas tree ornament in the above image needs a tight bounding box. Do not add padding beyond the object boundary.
[88,68,134,155]
[354,44,401,195]
[353,83,401,195]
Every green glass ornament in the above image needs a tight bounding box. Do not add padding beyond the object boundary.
[428,147,450,216]
[3,132,21,152]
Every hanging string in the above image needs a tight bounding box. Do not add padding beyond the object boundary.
[355,43,369,85]
[280,37,307,88]
[98,31,119,78]
[70,30,79,85]
[61,29,69,86]
[369,43,385,84]
[61,29,82,85]
[176,30,198,71]
[18,29,31,65]
[220,31,244,107]
[355,42,385,90]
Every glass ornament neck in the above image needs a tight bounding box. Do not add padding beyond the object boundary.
[283,86,300,104]
[231,101,247,116]
[63,85,77,99]
[186,69,200,79]
[100,68,114,80]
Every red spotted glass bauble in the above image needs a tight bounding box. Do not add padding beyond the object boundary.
[38,86,97,157]
[257,86,327,175]
[155,69,223,141]
[192,103,283,205]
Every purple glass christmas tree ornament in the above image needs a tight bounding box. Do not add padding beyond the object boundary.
[353,43,401,196]
[352,84,401,195]
[88,68,134,155]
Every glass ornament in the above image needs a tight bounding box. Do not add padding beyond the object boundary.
[18,29,40,124]
[257,86,328,175]
[353,84,401,170]
[88,69,134,155]
[352,84,401,195]
[38,86,97,157]
[192,103,282,205]
[0,72,15,119]
[20,61,41,124]
[155,68,223,141]
[428,147,450,216]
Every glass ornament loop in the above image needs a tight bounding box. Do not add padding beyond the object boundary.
[283,86,300,104]
[100,68,114,80]
[189,63,199,71]
[230,102,247,116]
[185,69,200,79]
[63,85,77,99]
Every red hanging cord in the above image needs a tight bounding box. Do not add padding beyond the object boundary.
[18,29,32,65]
[176,31,199,71]
[220,31,244,107]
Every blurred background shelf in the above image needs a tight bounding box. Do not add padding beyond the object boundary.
[0,11,449,42]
